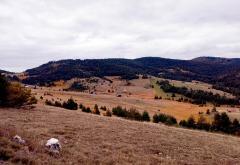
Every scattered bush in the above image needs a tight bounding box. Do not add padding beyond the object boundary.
[45,99,53,106]
[127,108,143,121]
[212,112,231,133]
[79,104,83,109]
[104,110,112,117]
[153,114,159,123]
[142,111,150,122]
[62,98,78,110]
[54,101,62,107]
[196,115,211,131]
[153,113,177,125]
[93,104,100,115]
[112,106,128,117]
[165,116,177,125]
[82,106,91,113]
[100,106,107,111]
[179,112,240,136]
[186,116,196,128]
[179,120,188,127]
[112,106,151,122]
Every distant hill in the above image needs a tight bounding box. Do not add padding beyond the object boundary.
[22,57,240,96]
[0,69,9,74]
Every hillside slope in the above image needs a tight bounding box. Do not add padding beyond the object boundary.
[22,57,240,96]
[1,105,240,164]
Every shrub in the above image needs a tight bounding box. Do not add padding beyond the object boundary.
[153,113,177,125]
[100,106,107,111]
[232,119,240,134]
[196,115,211,131]
[112,106,128,117]
[0,75,36,108]
[127,108,143,121]
[105,110,112,117]
[232,119,240,128]
[212,112,231,133]
[165,116,177,125]
[142,111,150,122]
[82,106,91,113]
[93,104,100,115]
[186,116,196,128]
[179,120,188,127]
[6,82,32,107]
[112,106,151,122]
[94,104,99,111]
[158,113,168,123]
[153,114,159,123]
[45,99,53,106]
[54,101,62,107]
[79,104,83,109]
[62,98,78,110]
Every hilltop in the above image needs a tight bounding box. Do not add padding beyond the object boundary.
[19,56,240,96]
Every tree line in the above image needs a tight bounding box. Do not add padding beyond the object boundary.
[157,80,240,106]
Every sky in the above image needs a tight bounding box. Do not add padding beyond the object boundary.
[0,0,240,72]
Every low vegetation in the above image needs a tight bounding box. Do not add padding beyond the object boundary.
[92,104,100,115]
[112,106,150,122]
[0,74,37,107]
[180,113,240,135]
[153,113,177,125]
[45,98,78,110]
[0,126,42,164]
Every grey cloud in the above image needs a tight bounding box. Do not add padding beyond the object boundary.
[0,0,240,72]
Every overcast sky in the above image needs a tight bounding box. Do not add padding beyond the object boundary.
[0,0,240,72]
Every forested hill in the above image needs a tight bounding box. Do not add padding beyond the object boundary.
[21,56,240,96]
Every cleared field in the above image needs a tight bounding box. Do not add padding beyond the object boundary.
[31,77,240,122]
[32,84,240,122]
[1,106,240,164]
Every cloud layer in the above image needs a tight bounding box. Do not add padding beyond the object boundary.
[0,0,240,71]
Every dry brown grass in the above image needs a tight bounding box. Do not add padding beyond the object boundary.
[1,105,240,164]
[33,83,240,122]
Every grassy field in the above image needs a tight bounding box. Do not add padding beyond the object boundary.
[1,105,240,164]
[156,77,235,98]
[31,77,240,122]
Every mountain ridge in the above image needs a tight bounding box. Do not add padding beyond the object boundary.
[2,56,239,96]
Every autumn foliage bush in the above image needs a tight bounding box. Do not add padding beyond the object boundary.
[0,75,37,107]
